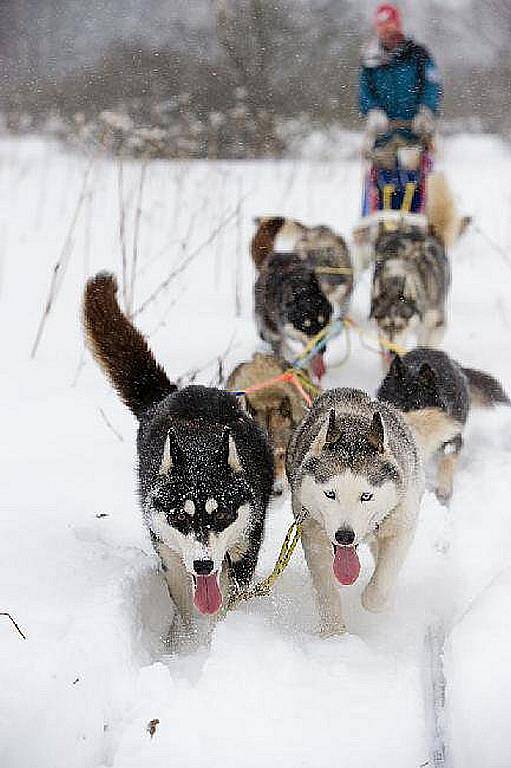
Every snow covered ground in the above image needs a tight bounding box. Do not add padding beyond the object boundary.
[1,133,511,768]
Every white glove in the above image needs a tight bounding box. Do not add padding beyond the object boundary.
[366,108,389,136]
[412,106,435,137]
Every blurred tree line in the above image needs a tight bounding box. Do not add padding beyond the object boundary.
[1,0,510,157]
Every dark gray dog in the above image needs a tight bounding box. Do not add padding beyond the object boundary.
[378,348,509,503]
[370,225,450,352]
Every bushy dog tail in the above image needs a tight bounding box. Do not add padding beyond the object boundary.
[251,216,286,270]
[83,272,176,418]
[462,367,510,409]
[426,172,471,248]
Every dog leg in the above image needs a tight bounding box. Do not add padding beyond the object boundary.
[228,521,262,590]
[155,542,194,629]
[362,504,417,612]
[436,434,463,505]
[418,313,445,348]
[300,517,345,635]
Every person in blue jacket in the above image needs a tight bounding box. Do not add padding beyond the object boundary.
[360,3,442,151]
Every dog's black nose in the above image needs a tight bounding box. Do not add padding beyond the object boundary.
[335,528,355,546]
[193,559,214,576]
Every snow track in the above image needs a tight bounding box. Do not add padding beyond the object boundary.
[1,135,511,768]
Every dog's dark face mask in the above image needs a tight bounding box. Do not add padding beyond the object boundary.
[285,277,332,337]
[378,355,443,412]
[150,426,253,542]
[370,276,419,339]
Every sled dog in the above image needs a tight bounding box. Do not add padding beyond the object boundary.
[253,216,353,312]
[378,348,509,503]
[287,388,424,634]
[83,273,274,633]
[252,217,332,376]
[370,223,450,352]
[353,171,470,270]
[227,353,308,493]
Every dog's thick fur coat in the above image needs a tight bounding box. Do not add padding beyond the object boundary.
[286,388,424,634]
[253,216,353,312]
[370,223,450,351]
[83,273,274,633]
[378,348,509,503]
[426,171,471,249]
[252,218,332,362]
[227,353,307,493]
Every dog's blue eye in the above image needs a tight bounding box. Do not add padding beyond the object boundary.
[360,492,373,502]
[324,490,336,499]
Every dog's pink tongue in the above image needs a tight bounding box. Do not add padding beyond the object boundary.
[333,546,361,586]
[311,352,326,380]
[193,574,223,615]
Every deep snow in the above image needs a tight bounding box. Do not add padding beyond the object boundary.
[1,134,511,768]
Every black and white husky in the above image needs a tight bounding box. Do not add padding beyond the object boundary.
[378,348,509,503]
[287,388,424,634]
[83,273,274,633]
[251,217,332,376]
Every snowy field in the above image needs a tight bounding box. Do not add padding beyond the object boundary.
[1,134,511,768]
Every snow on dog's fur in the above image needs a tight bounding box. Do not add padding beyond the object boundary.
[287,388,424,634]
[378,348,509,503]
[82,272,274,636]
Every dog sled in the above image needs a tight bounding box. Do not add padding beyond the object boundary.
[354,123,434,265]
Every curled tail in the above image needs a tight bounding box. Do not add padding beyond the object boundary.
[82,272,176,418]
[251,216,286,270]
[462,367,509,408]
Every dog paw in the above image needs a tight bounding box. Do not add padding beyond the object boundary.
[435,485,452,506]
[319,621,346,638]
[361,583,390,613]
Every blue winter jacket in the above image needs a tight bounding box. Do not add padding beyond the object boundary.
[359,38,442,121]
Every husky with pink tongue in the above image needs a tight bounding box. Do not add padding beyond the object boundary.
[287,388,424,635]
[82,273,274,641]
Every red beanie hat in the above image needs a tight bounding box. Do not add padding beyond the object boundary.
[374,4,403,30]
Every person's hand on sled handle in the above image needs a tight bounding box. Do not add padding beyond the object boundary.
[412,105,435,139]
[366,108,389,136]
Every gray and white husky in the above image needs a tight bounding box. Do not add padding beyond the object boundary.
[378,348,509,504]
[83,273,274,639]
[287,388,424,634]
[370,224,450,353]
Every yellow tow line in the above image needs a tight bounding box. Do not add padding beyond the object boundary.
[227,516,304,611]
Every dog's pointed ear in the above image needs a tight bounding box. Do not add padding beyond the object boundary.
[310,409,336,457]
[367,412,385,454]
[159,430,175,475]
[417,362,437,389]
[390,353,405,379]
[222,428,243,473]
[459,215,472,237]
[237,394,250,415]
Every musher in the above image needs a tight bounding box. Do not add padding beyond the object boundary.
[359,4,442,214]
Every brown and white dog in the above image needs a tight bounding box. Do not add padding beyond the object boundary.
[227,353,308,494]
